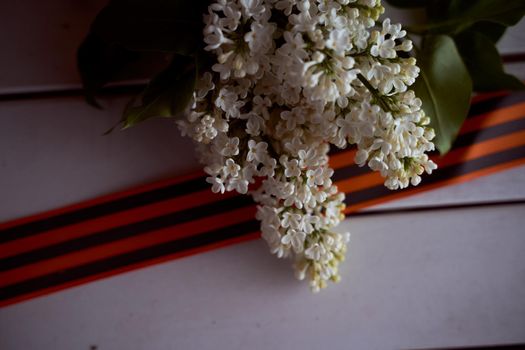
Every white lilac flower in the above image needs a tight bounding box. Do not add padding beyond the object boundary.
[247,140,268,163]
[178,0,436,291]
[206,175,226,194]
[281,229,307,253]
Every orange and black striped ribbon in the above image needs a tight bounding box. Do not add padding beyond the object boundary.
[1,91,525,307]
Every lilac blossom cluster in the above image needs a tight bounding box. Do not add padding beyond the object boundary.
[177,0,436,291]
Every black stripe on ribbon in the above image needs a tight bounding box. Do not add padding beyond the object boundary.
[345,145,525,207]
[0,195,254,271]
[332,115,525,182]
[2,116,525,270]
[0,176,208,243]
[469,92,525,117]
[452,116,525,149]
[2,145,524,304]
[2,92,524,244]
[0,220,260,303]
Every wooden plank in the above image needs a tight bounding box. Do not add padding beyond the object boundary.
[0,204,524,349]
[2,94,525,221]
[504,62,525,81]
[0,1,523,93]
[0,0,168,94]
[0,0,106,93]
[498,20,525,54]
[366,165,525,211]
[0,97,200,222]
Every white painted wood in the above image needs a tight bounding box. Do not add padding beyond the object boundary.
[0,0,107,93]
[1,97,525,221]
[1,3,524,348]
[498,19,525,54]
[1,204,524,350]
[0,97,200,222]
[367,165,525,211]
[0,1,523,93]
[504,62,525,81]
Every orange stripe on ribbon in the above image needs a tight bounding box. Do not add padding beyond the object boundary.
[460,102,525,135]
[0,189,235,259]
[0,169,205,231]
[1,92,525,307]
[344,158,525,213]
[0,231,260,308]
[329,149,357,170]
[436,129,525,167]
[336,129,525,195]
[0,205,256,287]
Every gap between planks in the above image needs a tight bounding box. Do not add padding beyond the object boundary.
[349,199,525,217]
[0,54,523,103]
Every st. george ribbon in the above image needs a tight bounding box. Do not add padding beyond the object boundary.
[1,91,525,307]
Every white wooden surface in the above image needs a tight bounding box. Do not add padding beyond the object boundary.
[0,97,199,222]
[1,205,524,350]
[1,1,525,349]
[1,95,525,222]
[0,0,107,93]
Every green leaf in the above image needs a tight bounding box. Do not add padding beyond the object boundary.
[425,0,454,21]
[445,0,525,28]
[77,32,140,107]
[92,0,209,55]
[413,35,472,154]
[468,21,507,43]
[411,0,525,34]
[455,30,525,92]
[120,55,196,130]
[383,0,426,8]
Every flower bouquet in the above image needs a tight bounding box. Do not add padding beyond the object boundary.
[78,0,524,291]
